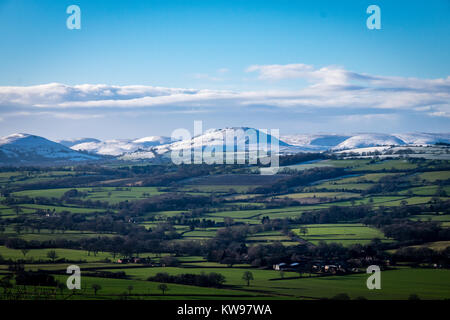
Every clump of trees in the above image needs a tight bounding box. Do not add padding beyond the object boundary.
[393,246,450,265]
[148,272,226,288]
[15,271,57,287]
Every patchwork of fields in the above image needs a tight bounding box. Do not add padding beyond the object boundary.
[0,158,449,300]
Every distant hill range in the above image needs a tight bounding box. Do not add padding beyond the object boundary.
[0,130,449,165]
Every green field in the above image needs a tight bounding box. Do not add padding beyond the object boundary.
[415,171,450,182]
[0,246,114,262]
[69,267,450,300]
[12,187,165,204]
[308,182,374,191]
[52,274,261,300]
[278,192,360,200]
[353,160,418,171]
[293,224,391,246]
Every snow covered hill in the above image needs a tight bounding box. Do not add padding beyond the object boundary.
[0,133,99,164]
[393,133,450,146]
[332,134,406,151]
[148,127,306,156]
[70,136,172,156]
[133,136,172,147]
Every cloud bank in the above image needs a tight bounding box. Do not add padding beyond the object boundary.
[0,64,449,121]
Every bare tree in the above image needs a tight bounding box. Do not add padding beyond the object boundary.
[127,285,134,295]
[299,226,308,237]
[242,271,254,286]
[57,282,66,296]
[21,249,30,259]
[91,284,102,296]
[158,283,168,295]
[47,250,58,263]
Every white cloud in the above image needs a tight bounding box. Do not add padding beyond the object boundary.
[50,113,104,120]
[246,63,350,84]
[0,64,449,121]
[0,83,197,107]
[246,63,450,91]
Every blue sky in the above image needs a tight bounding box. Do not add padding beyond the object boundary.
[0,0,449,139]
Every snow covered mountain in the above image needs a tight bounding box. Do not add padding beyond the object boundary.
[0,133,99,164]
[332,134,406,151]
[155,128,287,152]
[153,127,306,155]
[133,136,172,147]
[70,136,172,156]
[70,139,141,156]
[393,133,450,146]
[283,133,450,151]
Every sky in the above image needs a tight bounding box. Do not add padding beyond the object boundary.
[0,0,449,140]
